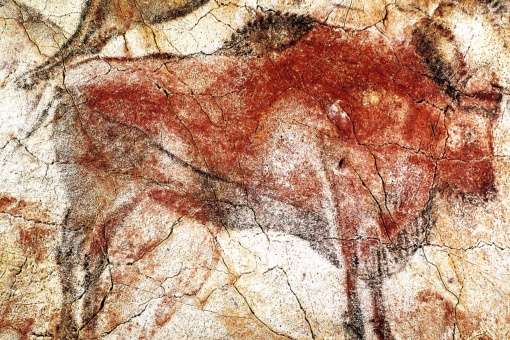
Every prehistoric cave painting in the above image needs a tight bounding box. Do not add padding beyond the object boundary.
[17,0,210,88]
[43,9,503,339]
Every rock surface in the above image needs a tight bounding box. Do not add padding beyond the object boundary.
[0,0,509,339]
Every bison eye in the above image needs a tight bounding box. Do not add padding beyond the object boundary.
[338,158,345,168]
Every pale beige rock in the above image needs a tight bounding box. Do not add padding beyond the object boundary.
[1,0,509,339]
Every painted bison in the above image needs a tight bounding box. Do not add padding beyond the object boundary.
[48,13,501,339]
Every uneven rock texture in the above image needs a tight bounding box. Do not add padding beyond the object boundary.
[0,0,509,339]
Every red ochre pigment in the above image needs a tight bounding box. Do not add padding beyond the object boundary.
[69,24,500,338]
